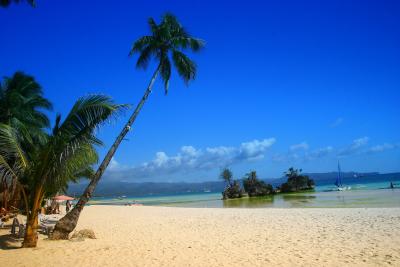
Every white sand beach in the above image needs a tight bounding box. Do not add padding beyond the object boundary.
[1,206,400,267]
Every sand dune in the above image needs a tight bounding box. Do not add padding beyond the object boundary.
[1,206,400,266]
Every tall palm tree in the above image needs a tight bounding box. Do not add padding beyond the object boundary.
[0,95,123,247]
[52,13,204,239]
[0,72,52,210]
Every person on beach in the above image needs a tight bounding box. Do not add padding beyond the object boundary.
[66,200,71,213]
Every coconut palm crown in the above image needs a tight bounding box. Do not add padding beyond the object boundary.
[129,13,204,94]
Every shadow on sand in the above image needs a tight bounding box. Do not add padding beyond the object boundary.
[0,225,22,250]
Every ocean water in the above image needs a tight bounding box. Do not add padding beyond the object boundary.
[87,177,400,209]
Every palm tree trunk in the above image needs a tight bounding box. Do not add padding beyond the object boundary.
[51,65,161,240]
[9,176,18,202]
[22,209,39,247]
[22,186,43,248]
[1,178,8,210]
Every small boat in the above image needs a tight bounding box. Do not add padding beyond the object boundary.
[334,162,351,191]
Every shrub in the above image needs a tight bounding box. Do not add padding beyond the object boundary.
[279,167,315,193]
[242,171,274,197]
[222,180,245,200]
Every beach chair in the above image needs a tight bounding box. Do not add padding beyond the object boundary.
[10,217,26,238]
[11,217,19,235]
[38,214,58,235]
[39,220,54,235]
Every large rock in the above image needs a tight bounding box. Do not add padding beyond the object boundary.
[71,229,96,240]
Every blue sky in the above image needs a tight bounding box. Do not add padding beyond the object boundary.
[1,0,399,182]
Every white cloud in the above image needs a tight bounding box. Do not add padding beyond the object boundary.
[272,145,334,163]
[338,137,369,156]
[290,142,309,151]
[368,143,399,153]
[272,136,399,164]
[109,157,120,170]
[309,146,334,158]
[330,117,344,128]
[239,138,276,160]
[104,138,276,182]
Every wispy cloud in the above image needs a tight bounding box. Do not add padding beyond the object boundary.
[104,138,276,182]
[272,136,388,163]
[307,146,334,159]
[290,142,309,151]
[330,117,344,128]
[368,143,399,153]
[338,137,369,156]
[272,145,333,163]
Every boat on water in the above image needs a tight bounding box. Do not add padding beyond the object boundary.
[335,162,351,191]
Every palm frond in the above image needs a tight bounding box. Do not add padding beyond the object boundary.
[147,17,159,34]
[0,123,28,168]
[160,57,171,94]
[57,95,126,153]
[172,50,197,84]
[0,154,19,181]
[134,45,155,69]
[129,36,155,56]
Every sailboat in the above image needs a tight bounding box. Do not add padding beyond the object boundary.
[334,162,351,191]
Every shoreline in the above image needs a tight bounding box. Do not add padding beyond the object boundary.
[1,206,400,266]
[87,188,400,209]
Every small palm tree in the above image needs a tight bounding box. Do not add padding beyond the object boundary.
[52,13,204,239]
[220,168,233,187]
[0,72,52,210]
[0,95,123,247]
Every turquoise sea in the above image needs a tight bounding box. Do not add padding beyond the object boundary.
[87,178,400,209]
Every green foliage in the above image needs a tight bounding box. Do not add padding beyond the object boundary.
[242,171,274,197]
[220,168,233,186]
[129,13,204,94]
[220,168,244,199]
[222,180,244,200]
[280,167,315,193]
[0,72,52,146]
[0,90,125,206]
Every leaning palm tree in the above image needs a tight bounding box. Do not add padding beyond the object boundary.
[0,95,123,247]
[0,72,52,210]
[52,13,204,239]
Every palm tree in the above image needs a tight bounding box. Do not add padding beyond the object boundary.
[0,95,123,247]
[0,72,52,210]
[220,168,233,187]
[52,13,204,239]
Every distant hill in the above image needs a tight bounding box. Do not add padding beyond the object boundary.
[265,171,382,186]
[67,181,226,197]
[67,172,400,197]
